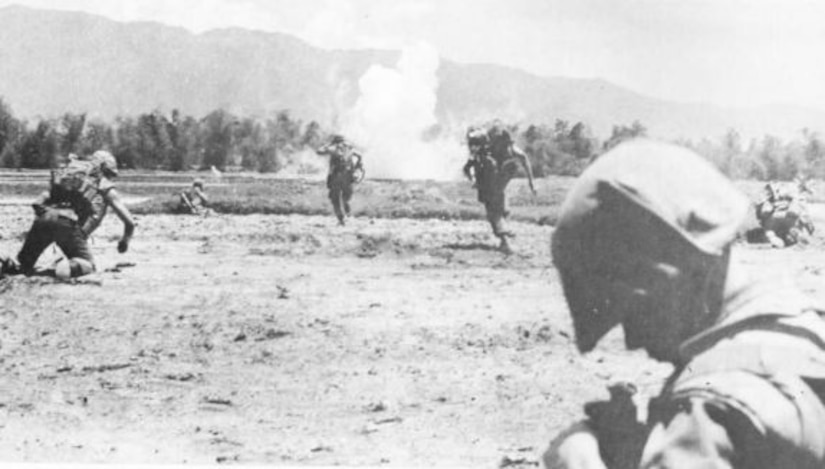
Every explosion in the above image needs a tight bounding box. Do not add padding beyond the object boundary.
[342,43,465,181]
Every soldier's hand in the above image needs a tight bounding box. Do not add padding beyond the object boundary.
[117,238,130,253]
[544,421,607,469]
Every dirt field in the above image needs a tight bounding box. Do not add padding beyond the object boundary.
[1,197,825,466]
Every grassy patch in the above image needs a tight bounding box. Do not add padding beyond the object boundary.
[126,177,564,225]
[1,170,795,228]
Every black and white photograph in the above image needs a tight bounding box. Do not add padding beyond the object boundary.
[1,0,825,467]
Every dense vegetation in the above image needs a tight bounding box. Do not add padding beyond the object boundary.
[1,96,823,182]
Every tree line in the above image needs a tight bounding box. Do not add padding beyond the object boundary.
[498,120,824,182]
[0,98,325,173]
[1,96,823,182]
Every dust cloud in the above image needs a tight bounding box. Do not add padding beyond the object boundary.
[342,43,466,181]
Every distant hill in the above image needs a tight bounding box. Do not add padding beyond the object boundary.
[0,5,822,141]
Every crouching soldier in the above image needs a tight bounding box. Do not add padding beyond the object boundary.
[179,178,211,216]
[1,150,136,279]
[545,140,825,469]
[316,135,364,225]
[755,181,814,247]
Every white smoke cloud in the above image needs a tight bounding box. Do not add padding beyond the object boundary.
[342,42,466,181]
[276,148,327,180]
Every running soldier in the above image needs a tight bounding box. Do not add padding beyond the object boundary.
[179,178,211,216]
[546,140,825,469]
[316,135,364,225]
[0,150,136,279]
[464,123,536,253]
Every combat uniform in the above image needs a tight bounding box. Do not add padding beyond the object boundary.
[179,180,210,215]
[756,182,813,247]
[464,125,535,251]
[317,137,363,225]
[3,151,134,279]
[640,279,825,469]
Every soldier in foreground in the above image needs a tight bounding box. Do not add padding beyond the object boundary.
[0,151,136,279]
[179,178,211,216]
[464,123,536,253]
[316,135,364,225]
[546,140,825,468]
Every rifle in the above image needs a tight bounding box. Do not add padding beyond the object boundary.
[180,191,197,214]
[583,382,648,469]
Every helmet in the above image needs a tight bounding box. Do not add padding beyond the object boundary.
[193,178,204,189]
[466,127,488,146]
[330,134,345,144]
[92,150,119,177]
[553,140,750,353]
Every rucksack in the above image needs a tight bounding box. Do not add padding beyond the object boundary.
[49,158,104,221]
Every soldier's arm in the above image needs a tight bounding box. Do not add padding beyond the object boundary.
[78,193,109,237]
[195,187,209,205]
[512,144,536,193]
[316,144,332,156]
[463,159,475,182]
[180,192,196,212]
[103,188,136,253]
[31,190,51,216]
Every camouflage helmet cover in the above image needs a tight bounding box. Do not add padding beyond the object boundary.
[552,139,750,352]
[91,150,119,177]
[466,126,488,146]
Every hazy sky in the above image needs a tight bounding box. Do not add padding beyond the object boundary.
[2,0,824,111]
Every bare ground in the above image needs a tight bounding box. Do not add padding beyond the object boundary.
[1,203,824,466]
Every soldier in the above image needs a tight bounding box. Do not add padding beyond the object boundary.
[316,135,364,225]
[0,150,136,279]
[755,180,814,247]
[545,140,825,469]
[179,178,211,215]
[464,123,536,253]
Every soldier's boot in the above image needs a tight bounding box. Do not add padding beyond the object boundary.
[0,255,22,278]
[498,237,513,255]
[493,226,516,239]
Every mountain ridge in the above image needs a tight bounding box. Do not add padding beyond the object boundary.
[0,5,822,140]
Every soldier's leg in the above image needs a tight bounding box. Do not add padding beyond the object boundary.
[485,198,513,254]
[342,183,354,216]
[485,191,514,239]
[498,172,514,218]
[53,218,95,279]
[328,187,345,225]
[16,217,59,274]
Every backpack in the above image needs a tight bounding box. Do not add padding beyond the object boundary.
[49,158,104,222]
